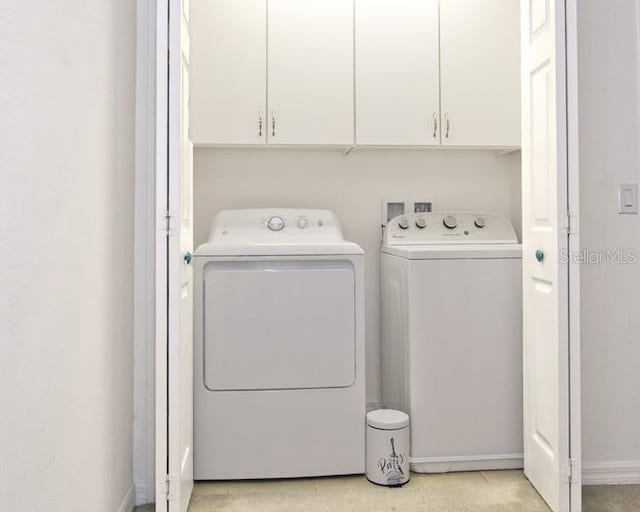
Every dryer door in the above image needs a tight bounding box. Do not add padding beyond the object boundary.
[202,259,356,390]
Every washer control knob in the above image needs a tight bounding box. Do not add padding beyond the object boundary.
[443,215,457,229]
[415,218,427,229]
[267,216,285,231]
[398,217,410,230]
[474,217,486,228]
[297,217,309,229]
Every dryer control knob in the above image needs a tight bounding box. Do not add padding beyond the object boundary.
[267,216,285,231]
[415,218,427,229]
[297,217,309,229]
[398,218,410,230]
[474,217,486,228]
[443,215,457,229]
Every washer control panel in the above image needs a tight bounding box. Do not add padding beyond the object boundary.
[384,212,518,245]
[209,209,344,242]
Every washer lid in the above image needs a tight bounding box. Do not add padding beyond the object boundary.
[382,243,522,260]
[367,409,409,430]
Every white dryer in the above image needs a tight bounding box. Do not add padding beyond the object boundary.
[381,212,523,473]
[193,209,365,480]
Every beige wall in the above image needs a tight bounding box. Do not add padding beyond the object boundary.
[0,1,136,510]
[194,148,521,403]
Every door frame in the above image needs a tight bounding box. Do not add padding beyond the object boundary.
[154,0,170,510]
[136,0,582,509]
[566,0,582,509]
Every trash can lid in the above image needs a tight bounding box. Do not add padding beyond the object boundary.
[366,409,409,430]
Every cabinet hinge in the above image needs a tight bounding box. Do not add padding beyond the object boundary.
[562,210,576,235]
[563,458,576,484]
[163,210,176,237]
[165,474,176,501]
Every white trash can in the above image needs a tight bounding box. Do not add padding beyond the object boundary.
[366,409,410,487]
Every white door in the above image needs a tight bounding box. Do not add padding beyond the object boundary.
[355,0,440,145]
[156,1,194,511]
[267,0,354,145]
[521,1,579,510]
[190,0,266,145]
[440,0,520,147]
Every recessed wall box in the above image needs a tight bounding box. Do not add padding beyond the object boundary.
[413,201,432,213]
[382,199,406,226]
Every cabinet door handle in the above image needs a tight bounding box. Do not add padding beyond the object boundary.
[258,111,263,137]
[445,114,450,139]
[432,112,438,138]
[271,111,276,137]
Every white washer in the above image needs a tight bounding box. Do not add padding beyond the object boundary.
[193,209,365,479]
[381,211,523,473]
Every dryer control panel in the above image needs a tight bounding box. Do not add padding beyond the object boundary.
[384,212,518,245]
[208,209,345,242]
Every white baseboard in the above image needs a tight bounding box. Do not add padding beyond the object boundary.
[134,479,154,506]
[410,453,524,473]
[117,484,135,512]
[582,461,640,485]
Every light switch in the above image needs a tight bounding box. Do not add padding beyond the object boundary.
[618,184,638,214]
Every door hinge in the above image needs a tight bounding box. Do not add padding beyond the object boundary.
[563,458,576,483]
[165,474,176,501]
[163,210,176,237]
[562,210,576,235]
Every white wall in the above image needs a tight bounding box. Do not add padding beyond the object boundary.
[194,148,521,403]
[0,2,136,511]
[578,0,640,479]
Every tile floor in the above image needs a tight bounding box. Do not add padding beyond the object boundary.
[135,471,640,512]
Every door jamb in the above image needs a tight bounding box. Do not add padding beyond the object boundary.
[565,0,582,510]
[154,0,170,511]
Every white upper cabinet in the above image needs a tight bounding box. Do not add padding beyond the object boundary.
[190,0,520,147]
[190,0,267,145]
[439,0,520,147]
[355,0,440,145]
[267,0,354,145]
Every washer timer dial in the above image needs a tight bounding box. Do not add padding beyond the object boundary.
[443,215,457,229]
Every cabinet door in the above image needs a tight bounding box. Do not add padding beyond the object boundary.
[268,0,354,145]
[440,0,520,147]
[190,0,266,144]
[355,0,440,145]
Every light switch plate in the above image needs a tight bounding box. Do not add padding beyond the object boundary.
[618,183,638,214]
